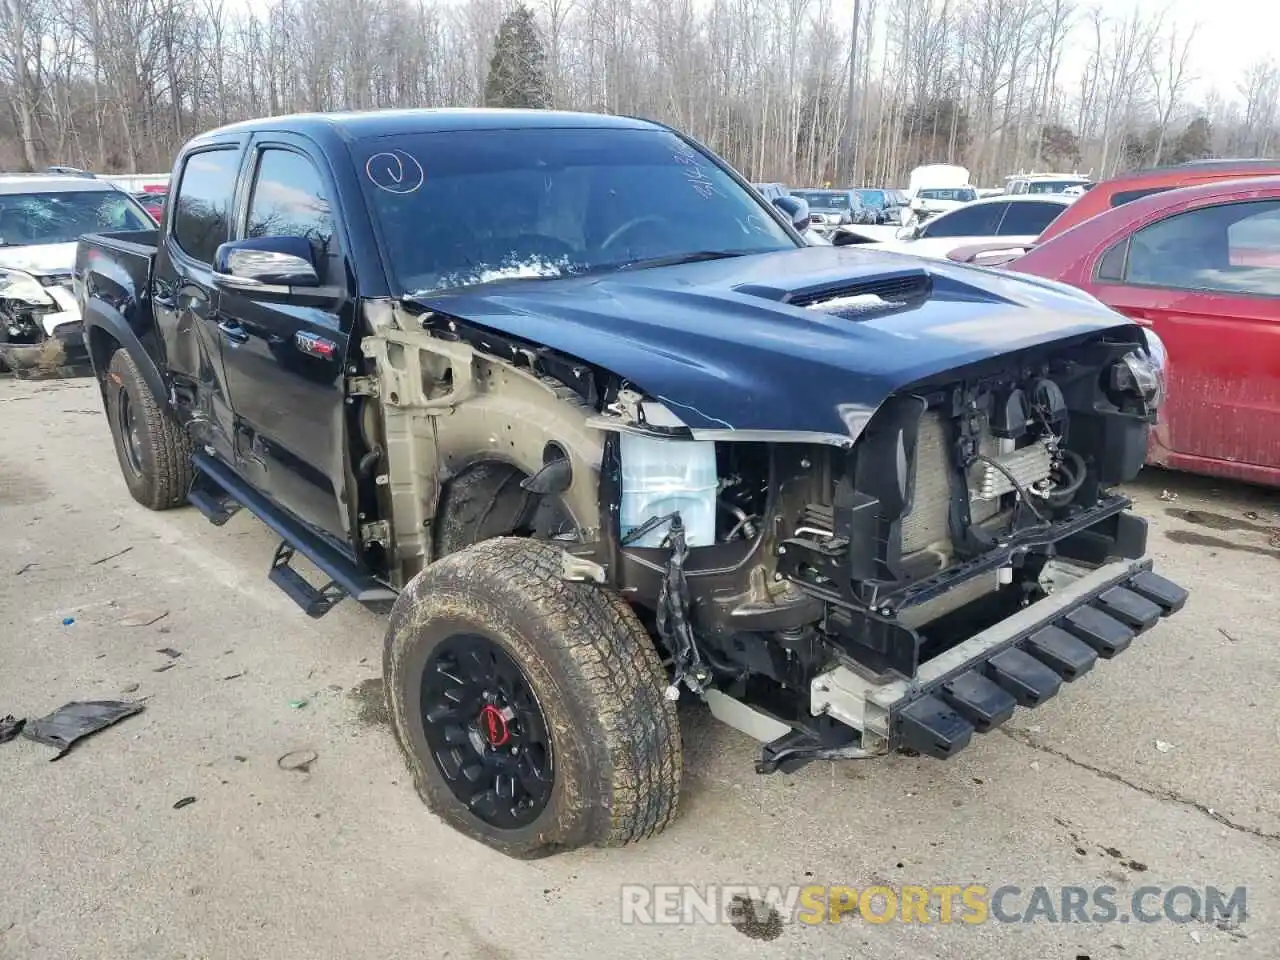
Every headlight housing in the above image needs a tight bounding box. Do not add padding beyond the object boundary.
[0,268,53,307]
[1112,345,1165,409]
[1146,325,1167,399]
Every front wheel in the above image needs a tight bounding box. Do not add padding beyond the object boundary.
[384,537,682,858]
[104,348,193,510]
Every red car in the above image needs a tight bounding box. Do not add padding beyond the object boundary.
[1037,158,1280,245]
[132,190,166,221]
[996,176,1280,486]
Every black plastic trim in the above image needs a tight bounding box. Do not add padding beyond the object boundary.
[193,451,396,603]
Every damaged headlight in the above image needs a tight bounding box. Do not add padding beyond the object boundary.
[1141,327,1168,389]
[1111,343,1165,409]
[0,268,53,307]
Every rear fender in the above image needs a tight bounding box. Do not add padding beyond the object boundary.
[83,301,167,407]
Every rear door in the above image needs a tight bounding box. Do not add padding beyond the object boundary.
[152,145,244,461]
[216,135,357,548]
[1091,198,1280,472]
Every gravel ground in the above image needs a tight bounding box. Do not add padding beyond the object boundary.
[1,376,1277,960]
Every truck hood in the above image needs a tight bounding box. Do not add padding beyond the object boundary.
[0,242,77,277]
[409,246,1134,442]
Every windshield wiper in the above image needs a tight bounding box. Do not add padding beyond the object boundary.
[611,249,751,273]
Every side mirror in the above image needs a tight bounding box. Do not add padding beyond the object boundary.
[772,195,811,232]
[895,224,919,241]
[213,236,320,292]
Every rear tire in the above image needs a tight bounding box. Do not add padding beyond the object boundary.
[384,537,682,858]
[104,348,193,510]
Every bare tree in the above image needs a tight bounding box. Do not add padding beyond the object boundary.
[0,0,1275,187]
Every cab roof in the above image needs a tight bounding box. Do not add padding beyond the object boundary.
[190,108,661,147]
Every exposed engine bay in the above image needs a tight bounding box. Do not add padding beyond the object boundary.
[592,329,1176,771]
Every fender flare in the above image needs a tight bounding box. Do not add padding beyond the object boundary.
[83,298,168,408]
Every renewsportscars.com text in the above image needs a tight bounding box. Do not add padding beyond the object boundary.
[620,884,1248,926]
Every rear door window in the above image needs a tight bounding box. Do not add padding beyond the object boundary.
[171,148,240,264]
[1125,200,1280,296]
[922,203,1004,238]
[997,200,1067,236]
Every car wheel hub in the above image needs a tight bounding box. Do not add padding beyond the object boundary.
[421,635,554,828]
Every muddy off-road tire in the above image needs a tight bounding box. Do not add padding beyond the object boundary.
[104,348,193,510]
[384,537,682,858]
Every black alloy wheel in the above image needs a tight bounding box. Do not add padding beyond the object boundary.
[420,633,554,829]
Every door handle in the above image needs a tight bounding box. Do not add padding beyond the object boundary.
[217,320,250,344]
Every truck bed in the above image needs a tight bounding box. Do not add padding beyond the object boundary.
[80,228,159,260]
[76,230,161,358]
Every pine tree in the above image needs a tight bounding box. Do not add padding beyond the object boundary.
[484,6,550,110]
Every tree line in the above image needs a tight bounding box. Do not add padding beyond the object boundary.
[2,0,1277,188]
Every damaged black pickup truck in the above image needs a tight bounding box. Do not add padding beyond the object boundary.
[76,109,1186,859]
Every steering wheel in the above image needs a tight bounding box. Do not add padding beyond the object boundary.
[601,215,669,251]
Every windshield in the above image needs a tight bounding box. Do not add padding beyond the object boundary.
[792,190,852,210]
[854,189,885,209]
[355,128,797,295]
[918,188,977,202]
[0,190,152,246]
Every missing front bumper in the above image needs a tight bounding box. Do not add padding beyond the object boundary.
[808,558,1187,760]
[0,321,90,379]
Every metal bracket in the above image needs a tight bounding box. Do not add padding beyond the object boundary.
[361,520,390,548]
[560,552,607,583]
[347,376,379,397]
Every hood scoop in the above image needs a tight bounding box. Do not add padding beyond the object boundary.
[736,267,933,319]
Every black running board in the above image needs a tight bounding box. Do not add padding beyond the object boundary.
[192,451,397,613]
[188,472,243,526]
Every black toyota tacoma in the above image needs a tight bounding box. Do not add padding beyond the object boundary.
[76,109,1186,859]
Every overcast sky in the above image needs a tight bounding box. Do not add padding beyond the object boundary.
[835,0,1277,105]
[1120,0,1272,97]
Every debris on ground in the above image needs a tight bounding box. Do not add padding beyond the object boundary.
[288,698,308,709]
[153,662,177,673]
[119,682,140,693]
[278,749,318,773]
[22,700,145,760]
[219,671,245,681]
[1155,740,1175,753]
[1218,627,1240,643]
[0,715,26,744]
[89,546,133,565]
[15,562,35,576]
[157,648,182,659]
[119,608,169,627]
[1158,489,1178,502]
[172,796,197,810]
[1245,511,1260,520]
[61,617,75,626]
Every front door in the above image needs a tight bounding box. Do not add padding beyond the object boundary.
[1092,198,1280,472]
[216,137,356,548]
[152,145,245,462]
